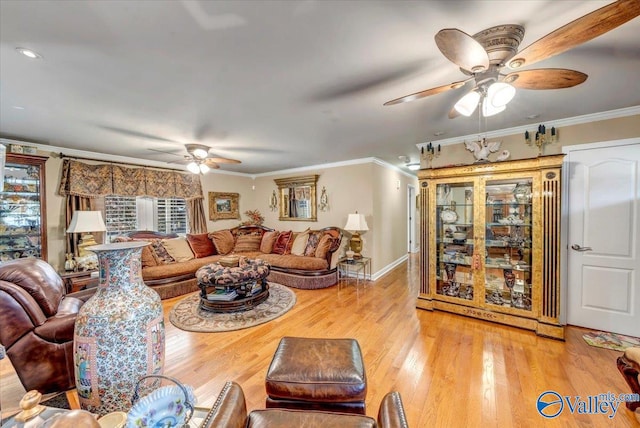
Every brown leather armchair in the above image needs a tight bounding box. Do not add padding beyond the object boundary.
[0,258,95,394]
[200,381,409,428]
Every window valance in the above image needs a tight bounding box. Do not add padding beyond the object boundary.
[58,159,203,200]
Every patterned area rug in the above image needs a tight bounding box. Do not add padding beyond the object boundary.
[169,283,296,332]
[582,331,640,351]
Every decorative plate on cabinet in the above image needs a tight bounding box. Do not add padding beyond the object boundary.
[440,209,458,223]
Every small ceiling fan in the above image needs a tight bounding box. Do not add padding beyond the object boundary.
[384,0,640,118]
[182,144,241,174]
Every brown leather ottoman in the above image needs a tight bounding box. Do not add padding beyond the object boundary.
[265,337,367,415]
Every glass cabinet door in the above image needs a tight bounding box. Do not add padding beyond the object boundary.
[484,179,532,311]
[435,182,475,301]
[0,154,47,261]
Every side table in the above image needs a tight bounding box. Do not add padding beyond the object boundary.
[338,257,371,286]
[58,270,99,294]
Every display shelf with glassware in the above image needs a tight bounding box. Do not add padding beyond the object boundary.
[0,153,48,262]
[417,155,564,339]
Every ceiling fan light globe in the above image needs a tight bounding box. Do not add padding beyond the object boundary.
[199,163,210,174]
[454,90,480,116]
[192,148,208,159]
[482,98,506,117]
[487,82,516,107]
[187,162,200,174]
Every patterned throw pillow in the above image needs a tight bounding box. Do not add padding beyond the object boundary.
[210,230,235,255]
[271,231,293,255]
[233,234,262,253]
[304,231,322,257]
[315,234,335,260]
[150,239,176,265]
[186,233,217,258]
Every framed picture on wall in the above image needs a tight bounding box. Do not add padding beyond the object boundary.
[209,192,240,220]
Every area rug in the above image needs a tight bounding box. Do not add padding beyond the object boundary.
[169,283,296,332]
[582,331,640,351]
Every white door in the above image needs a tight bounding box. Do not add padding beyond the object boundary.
[566,141,640,336]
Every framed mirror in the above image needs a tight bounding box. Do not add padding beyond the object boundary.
[274,175,318,221]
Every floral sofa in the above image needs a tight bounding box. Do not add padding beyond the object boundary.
[114,225,345,299]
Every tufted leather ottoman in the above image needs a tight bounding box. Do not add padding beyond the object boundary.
[265,337,367,415]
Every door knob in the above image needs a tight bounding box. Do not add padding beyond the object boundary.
[571,244,593,252]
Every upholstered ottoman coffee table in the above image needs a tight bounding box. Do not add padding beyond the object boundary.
[265,336,367,415]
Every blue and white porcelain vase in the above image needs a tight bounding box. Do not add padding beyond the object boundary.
[73,242,165,416]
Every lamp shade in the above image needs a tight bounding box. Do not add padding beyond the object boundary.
[487,82,516,107]
[67,211,107,234]
[344,213,369,232]
[454,90,480,117]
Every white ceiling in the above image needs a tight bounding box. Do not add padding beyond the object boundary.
[1,1,639,174]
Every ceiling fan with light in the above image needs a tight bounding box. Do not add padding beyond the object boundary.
[384,0,640,118]
[182,143,241,174]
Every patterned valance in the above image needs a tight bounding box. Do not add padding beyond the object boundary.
[58,159,203,200]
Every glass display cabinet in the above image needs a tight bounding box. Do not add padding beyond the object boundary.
[417,155,564,339]
[0,153,48,262]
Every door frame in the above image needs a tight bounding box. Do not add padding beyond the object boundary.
[561,137,640,326]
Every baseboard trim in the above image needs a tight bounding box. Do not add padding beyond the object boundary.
[372,254,409,281]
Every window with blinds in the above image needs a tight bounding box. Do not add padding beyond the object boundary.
[104,195,188,242]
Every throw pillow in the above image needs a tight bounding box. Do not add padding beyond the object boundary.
[186,233,217,258]
[290,228,310,256]
[233,234,262,253]
[315,234,335,259]
[304,231,322,257]
[162,238,195,262]
[150,239,175,265]
[210,230,235,255]
[260,231,278,254]
[271,231,292,255]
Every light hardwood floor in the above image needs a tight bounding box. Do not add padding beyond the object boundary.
[1,255,638,426]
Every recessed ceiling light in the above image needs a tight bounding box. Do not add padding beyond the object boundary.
[433,131,445,136]
[12,106,25,110]
[407,163,420,171]
[15,47,42,59]
[526,114,540,119]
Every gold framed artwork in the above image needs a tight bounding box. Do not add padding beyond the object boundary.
[209,192,240,221]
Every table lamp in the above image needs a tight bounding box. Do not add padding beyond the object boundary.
[67,211,107,257]
[344,212,369,259]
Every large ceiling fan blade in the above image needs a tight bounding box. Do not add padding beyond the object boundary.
[435,29,490,72]
[504,68,587,89]
[508,0,640,69]
[202,159,221,169]
[207,156,241,164]
[384,78,471,106]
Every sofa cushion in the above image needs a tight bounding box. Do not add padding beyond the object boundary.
[315,234,334,260]
[259,254,329,271]
[304,231,322,257]
[260,231,278,254]
[141,255,222,281]
[234,235,262,253]
[210,230,235,255]
[272,231,293,255]
[162,238,195,262]
[186,233,217,258]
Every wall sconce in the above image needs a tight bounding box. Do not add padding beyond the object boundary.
[318,186,329,212]
[269,190,278,211]
[421,143,441,168]
[525,124,558,156]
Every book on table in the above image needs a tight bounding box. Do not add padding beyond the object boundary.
[206,289,238,301]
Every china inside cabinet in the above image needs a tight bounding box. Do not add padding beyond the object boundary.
[1,153,48,262]
[418,155,564,339]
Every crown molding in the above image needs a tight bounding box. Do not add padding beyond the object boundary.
[416,105,640,150]
[252,157,416,179]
